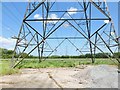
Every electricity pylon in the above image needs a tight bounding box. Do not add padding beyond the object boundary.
[11,0,120,68]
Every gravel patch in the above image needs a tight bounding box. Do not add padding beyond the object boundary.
[73,65,118,88]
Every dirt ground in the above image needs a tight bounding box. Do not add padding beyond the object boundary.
[0,65,118,88]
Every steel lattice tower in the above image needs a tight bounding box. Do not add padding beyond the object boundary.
[11,0,120,68]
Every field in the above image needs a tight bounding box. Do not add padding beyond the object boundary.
[0,60,19,75]
[0,58,118,88]
[0,58,118,75]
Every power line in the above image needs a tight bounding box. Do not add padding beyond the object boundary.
[2,23,18,35]
[10,2,23,18]
[2,3,24,36]
[2,3,21,25]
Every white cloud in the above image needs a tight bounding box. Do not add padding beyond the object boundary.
[63,23,70,28]
[47,14,59,24]
[104,20,110,24]
[0,36,16,50]
[111,32,116,38]
[33,13,70,27]
[34,14,42,19]
[67,7,78,15]
[49,14,58,19]
[33,13,60,24]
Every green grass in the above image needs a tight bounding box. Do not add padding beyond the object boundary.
[0,60,20,76]
[17,60,79,68]
[0,58,118,75]
[16,58,118,68]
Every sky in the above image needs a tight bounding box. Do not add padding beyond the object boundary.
[0,1,119,56]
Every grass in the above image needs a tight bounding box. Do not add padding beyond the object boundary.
[0,60,20,76]
[16,58,118,68]
[0,58,118,75]
[17,60,80,68]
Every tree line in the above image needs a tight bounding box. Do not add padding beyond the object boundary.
[0,48,35,59]
[0,48,120,59]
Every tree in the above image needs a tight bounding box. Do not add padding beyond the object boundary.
[113,52,120,58]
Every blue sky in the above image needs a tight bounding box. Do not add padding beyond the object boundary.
[0,1,119,56]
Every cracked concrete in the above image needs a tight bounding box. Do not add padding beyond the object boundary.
[0,65,118,88]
